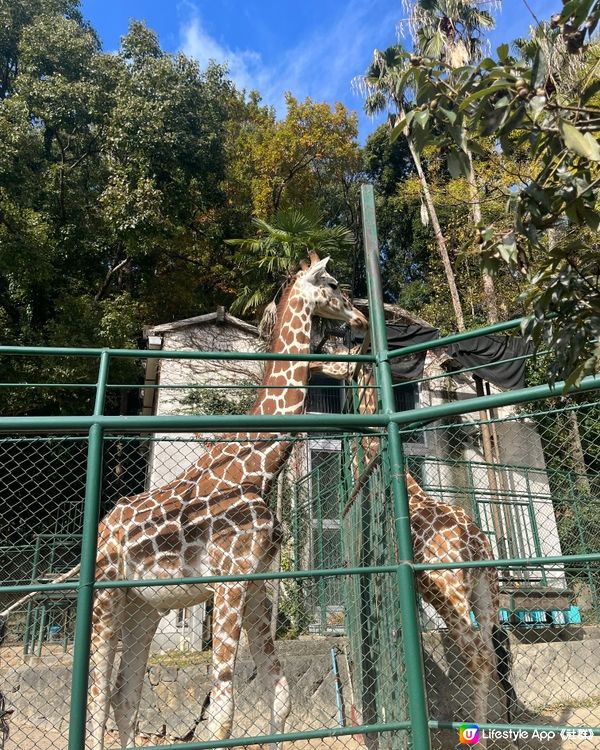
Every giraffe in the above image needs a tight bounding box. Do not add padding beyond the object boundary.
[310,347,515,744]
[1,253,367,750]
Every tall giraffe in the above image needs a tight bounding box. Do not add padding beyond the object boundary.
[2,254,367,750]
[310,348,514,743]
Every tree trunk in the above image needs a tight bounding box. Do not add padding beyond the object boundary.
[406,132,466,332]
[567,408,591,494]
[466,150,498,324]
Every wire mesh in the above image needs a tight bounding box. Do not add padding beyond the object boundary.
[0,345,599,750]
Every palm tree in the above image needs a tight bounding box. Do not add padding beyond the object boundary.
[226,206,355,315]
[407,0,498,65]
[363,45,466,331]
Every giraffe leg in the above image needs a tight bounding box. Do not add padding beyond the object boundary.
[472,570,518,748]
[88,589,124,750]
[422,571,494,750]
[111,596,161,748]
[206,581,248,741]
[244,580,290,745]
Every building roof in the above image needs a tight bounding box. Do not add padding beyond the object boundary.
[144,310,259,337]
[143,300,434,342]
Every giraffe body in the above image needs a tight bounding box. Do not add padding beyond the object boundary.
[311,348,513,746]
[84,255,367,749]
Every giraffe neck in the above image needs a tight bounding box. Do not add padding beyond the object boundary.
[246,284,313,479]
[183,283,314,491]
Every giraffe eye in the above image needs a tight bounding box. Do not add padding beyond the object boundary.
[328,282,338,290]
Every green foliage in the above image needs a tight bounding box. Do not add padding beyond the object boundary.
[227,207,356,314]
[182,385,257,417]
[371,1,600,384]
[363,127,435,308]
[0,2,242,414]
[0,2,366,415]
[276,554,311,639]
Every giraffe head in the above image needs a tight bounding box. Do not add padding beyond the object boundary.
[309,344,362,380]
[295,252,367,330]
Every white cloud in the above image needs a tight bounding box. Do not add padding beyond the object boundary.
[180,15,273,99]
[178,0,399,126]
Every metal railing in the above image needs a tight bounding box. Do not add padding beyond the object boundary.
[0,184,599,750]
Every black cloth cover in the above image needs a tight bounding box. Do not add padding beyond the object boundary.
[447,334,531,390]
[353,323,439,381]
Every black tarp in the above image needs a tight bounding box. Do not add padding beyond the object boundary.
[447,334,532,390]
[349,322,530,390]
[353,323,440,381]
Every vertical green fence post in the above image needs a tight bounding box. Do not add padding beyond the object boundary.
[361,183,431,750]
[68,350,110,750]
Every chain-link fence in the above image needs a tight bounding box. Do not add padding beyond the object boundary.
[1,186,599,750]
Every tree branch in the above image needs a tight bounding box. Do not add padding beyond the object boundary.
[95,257,131,301]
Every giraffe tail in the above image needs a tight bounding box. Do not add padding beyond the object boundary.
[0,563,82,624]
[492,624,517,723]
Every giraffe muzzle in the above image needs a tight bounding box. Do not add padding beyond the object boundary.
[349,310,368,330]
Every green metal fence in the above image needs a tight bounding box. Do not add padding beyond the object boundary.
[0,184,599,750]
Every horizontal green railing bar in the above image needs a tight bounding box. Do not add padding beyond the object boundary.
[0,413,387,432]
[414,551,600,572]
[0,345,374,363]
[0,563,399,596]
[389,373,600,428]
[0,382,354,391]
[126,720,412,750]
[3,549,598,598]
[407,396,600,435]
[0,373,598,432]
[0,432,375,445]
[386,316,524,361]
[430,719,600,735]
[0,383,95,389]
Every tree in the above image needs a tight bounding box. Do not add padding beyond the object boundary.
[362,1,506,329]
[226,207,355,314]
[386,1,600,385]
[223,93,364,311]
[247,94,361,219]
[0,2,371,415]
[362,126,440,313]
[404,0,500,322]
[0,6,238,415]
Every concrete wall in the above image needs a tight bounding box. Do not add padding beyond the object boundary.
[6,632,600,749]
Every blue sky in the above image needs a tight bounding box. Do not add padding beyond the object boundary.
[80,0,550,142]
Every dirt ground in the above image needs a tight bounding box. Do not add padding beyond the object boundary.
[5,719,600,750]
[5,722,366,750]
